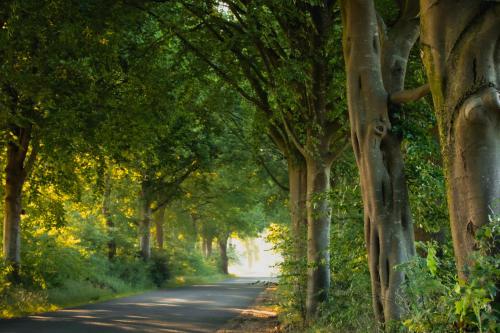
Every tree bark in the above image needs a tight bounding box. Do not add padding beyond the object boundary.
[202,235,213,257]
[102,169,116,260]
[287,158,308,316]
[420,0,500,279]
[139,181,153,260]
[289,159,308,260]
[189,212,199,250]
[154,205,166,250]
[206,237,213,257]
[218,235,229,275]
[3,124,34,280]
[341,0,418,323]
[305,155,333,319]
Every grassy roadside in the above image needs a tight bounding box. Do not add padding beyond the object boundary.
[163,273,232,288]
[1,274,229,319]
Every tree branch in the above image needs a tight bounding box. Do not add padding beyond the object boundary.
[279,112,307,157]
[152,163,198,212]
[390,83,430,104]
[125,2,267,111]
[256,154,289,192]
[23,133,39,177]
[325,135,350,166]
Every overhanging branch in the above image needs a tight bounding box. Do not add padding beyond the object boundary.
[390,83,430,104]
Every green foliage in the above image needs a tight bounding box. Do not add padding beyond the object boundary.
[271,156,375,332]
[0,263,53,318]
[307,160,375,332]
[267,222,308,327]
[149,250,171,287]
[1,2,496,332]
[399,218,499,333]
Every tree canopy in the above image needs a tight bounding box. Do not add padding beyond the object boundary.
[0,1,498,332]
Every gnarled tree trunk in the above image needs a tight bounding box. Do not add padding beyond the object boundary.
[420,0,500,279]
[342,0,418,323]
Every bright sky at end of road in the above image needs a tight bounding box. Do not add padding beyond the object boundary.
[228,229,282,277]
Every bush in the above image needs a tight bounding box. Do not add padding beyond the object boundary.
[149,250,171,287]
[267,223,307,329]
[400,217,499,333]
[0,263,54,318]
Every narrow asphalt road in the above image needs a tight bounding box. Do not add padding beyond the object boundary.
[0,277,270,333]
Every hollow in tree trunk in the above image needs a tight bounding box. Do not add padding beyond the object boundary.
[420,0,500,279]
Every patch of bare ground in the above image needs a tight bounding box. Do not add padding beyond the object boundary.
[217,282,281,333]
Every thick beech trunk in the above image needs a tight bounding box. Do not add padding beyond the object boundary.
[342,0,418,323]
[420,1,500,278]
[305,156,333,318]
[218,235,229,275]
[154,205,166,250]
[139,182,153,260]
[102,171,116,260]
[3,124,34,280]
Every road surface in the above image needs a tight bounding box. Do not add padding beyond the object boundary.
[0,277,269,333]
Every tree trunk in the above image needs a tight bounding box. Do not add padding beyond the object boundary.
[287,158,308,317]
[218,235,229,275]
[3,147,25,271]
[206,237,213,257]
[154,205,166,250]
[341,0,418,323]
[139,182,152,260]
[420,1,500,279]
[3,124,33,281]
[102,169,116,260]
[202,236,213,257]
[289,159,308,261]
[304,155,332,319]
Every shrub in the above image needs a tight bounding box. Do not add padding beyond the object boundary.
[400,217,499,333]
[0,263,53,318]
[149,250,171,287]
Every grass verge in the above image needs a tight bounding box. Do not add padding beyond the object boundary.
[1,274,229,319]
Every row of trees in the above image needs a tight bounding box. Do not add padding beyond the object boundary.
[0,0,281,296]
[147,0,499,327]
[1,0,498,330]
